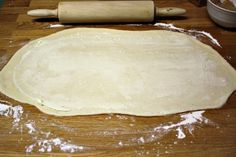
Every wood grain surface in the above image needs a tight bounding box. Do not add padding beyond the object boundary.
[0,0,236,156]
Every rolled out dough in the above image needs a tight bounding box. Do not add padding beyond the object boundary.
[0,28,235,116]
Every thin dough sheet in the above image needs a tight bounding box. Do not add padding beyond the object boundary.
[0,28,235,116]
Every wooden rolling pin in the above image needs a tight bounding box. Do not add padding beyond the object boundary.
[27,1,186,23]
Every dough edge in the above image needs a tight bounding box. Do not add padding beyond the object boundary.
[0,28,236,116]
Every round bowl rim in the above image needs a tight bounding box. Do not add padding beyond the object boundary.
[208,0,236,13]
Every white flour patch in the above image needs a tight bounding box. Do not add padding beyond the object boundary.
[137,137,145,144]
[176,127,186,139]
[0,102,84,153]
[24,120,84,153]
[130,111,212,156]
[120,110,212,152]
[25,121,36,134]
[154,23,221,47]
[118,141,123,147]
[0,102,23,129]
[154,23,185,32]
[154,111,210,140]
[26,137,84,153]
[24,123,85,153]
[188,30,221,47]
[46,24,71,29]
[156,111,207,130]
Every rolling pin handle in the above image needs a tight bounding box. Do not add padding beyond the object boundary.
[27,9,58,17]
[156,7,186,17]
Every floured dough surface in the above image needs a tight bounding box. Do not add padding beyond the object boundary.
[0,28,235,116]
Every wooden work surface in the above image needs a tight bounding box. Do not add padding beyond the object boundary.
[0,0,236,156]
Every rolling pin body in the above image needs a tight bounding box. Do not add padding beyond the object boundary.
[58,1,154,23]
[28,1,186,23]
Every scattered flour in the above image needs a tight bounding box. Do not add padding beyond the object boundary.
[0,102,23,129]
[176,127,186,139]
[25,121,36,134]
[154,23,185,32]
[46,23,221,48]
[118,141,123,147]
[154,23,221,47]
[154,111,209,139]
[156,111,206,130]
[0,102,84,153]
[137,137,145,144]
[24,123,85,153]
[47,24,71,29]
[0,102,215,154]
[24,119,84,153]
[26,138,84,153]
[188,29,221,47]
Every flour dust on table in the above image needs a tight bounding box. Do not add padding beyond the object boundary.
[154,23,222,47]
[0,102,217,154]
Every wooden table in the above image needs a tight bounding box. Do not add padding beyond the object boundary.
[0,0,236,156]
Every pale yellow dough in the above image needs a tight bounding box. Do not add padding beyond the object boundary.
[0,28,236,116]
